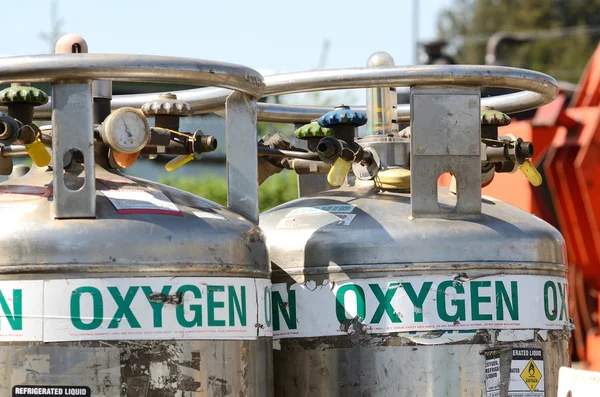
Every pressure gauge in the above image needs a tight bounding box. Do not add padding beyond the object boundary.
[101,107,151,154]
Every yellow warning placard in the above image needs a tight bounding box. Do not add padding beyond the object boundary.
[520,358,543,392]
[508,348,544,396]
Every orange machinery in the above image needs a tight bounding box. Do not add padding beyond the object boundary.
[452,45,600,368]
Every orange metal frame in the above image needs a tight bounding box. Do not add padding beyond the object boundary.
[438,45,600,368]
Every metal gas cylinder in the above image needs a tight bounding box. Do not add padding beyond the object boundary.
[0,36,272,397]
[259,60,569,396]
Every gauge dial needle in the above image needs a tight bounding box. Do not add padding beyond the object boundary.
[122,119,133,138]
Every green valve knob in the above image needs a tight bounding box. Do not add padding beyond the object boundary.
[0,86,48,106]
[481,107,511,126]
[0,86,48,126]
[294,120,331,140]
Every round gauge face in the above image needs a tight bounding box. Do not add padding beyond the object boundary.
[104,108,150,154]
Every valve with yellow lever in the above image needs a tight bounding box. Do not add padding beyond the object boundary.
[481,108,543,187]
[163,130,218,172]
[24,129,51,167]
[316,106,369,187]
[141,94,217,172]
[0,85,51,169]
[484,136,542,187]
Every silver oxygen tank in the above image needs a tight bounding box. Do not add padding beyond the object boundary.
[260,56,569,396]
[0,35,272,397]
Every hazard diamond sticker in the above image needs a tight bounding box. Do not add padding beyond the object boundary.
[520,358,543,392]
[509,348,544,396]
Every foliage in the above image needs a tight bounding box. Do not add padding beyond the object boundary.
[159,170,298,212]
[257,171,298,212]
[438,0,600,82]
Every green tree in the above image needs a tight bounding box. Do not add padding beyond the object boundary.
[160,170,298,213]
[438,0,600,82]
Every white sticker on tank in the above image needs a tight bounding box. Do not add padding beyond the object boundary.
[193,211,226,220]
[42,277,271,342]
[336,214,356,226]
[101,189,181,216]
[284,204,355,217]
[485,354,501,397]
[0,281,43,341]
[276,205,357,229]
[271,275,569,339]
[557,367,600,397]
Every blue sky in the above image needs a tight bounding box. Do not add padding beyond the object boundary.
[0,0,453,72]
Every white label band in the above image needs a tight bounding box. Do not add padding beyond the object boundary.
[0,274,568,341]
[271,275,569,338]
[0,277,271,342]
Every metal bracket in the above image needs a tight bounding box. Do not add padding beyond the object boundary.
[51,83,95,218]
[293,123,331,197]
[225,91,259,223]
[410,86,481,218]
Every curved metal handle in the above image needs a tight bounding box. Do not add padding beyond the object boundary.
[13,65,558,123]
[0,53,263,221]
[0,54,264,97]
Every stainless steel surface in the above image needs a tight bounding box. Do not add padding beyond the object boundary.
[351,147,380,180]
[0,164,269,282]
[289,159,330,174]
[18,65,558,123]
[257,146,320,161]
[0,165,272,396]
[257,103,340,123]
[0,38,270,395]
[262,66,555,99]
[293,125,331,197]
[0,54,264,97]
[226,92,259,223]
[51,83,96,218]
[261,186,564,277]
[257,65,557,122]
[92,80,112,99]
[410,86,482,217]
[257,65,564,397]
[8,164,29,179]
[274,338,568,397]
[297,172,331,197]
[357,135,409,169]
[0,145,25,157]
[260,183,567,396]
[0,52,264,221]
[0,340,272,397]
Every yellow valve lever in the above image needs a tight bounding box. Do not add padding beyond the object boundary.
[165,154,194,172]
[520,159,543,187]
[327,157,352,187]
[25,139,51,167]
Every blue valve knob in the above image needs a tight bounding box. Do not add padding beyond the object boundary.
[318,105,367,128]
